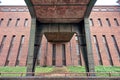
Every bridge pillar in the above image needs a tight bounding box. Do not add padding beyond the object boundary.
[77,18,95,75]
[26,18,36,76]
[26,19,43,76]
[84,18,95,73]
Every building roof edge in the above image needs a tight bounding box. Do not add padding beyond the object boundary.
[94,5,120,7]
[0,5,27,7]
[0,4,119,7]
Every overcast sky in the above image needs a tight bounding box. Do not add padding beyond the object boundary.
[0,0,119,5]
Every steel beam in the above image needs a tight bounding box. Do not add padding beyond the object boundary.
[26,18,36,76]
[77,18,95,76]
[84,0,97,18]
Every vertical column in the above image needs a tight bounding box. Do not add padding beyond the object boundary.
[33,26,43,68]
[40,35,47,66]
[71,35,79,66]
[78,18,95,75]
[26,18,36,76]
[65,42,72,66]
[56,44,62,66]
[47,42,52,66]
[84,18,95,73]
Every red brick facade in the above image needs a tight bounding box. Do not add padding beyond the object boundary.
[0,6,31,66]
[0,5,120,66]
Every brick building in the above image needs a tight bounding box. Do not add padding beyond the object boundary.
[0,5,120,67]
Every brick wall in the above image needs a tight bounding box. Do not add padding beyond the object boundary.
[90,6,120,66]
[0,5,120,66]
[0,6,31,66]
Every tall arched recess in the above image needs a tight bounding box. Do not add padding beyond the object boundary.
[24,0,97,76]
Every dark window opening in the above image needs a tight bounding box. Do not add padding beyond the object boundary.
[5,60,9,66]
[98,18,102,26]
[62,44,66,66]
[93,35,103,65]
[102,35,113,66]
[106,18,111,27]
[89,18,94,26]
[52,44,56,66]
[78,60,81,65]
[16,60,19,66]
[76,42,82,66]
[37,45,42,66]
[111,35,120,61]
[114,18,119,26]
[15,35,25,66]
[0,18,4,26]
[5,35,15,66]
[24,18,28,27]
[15,18,20,27]
[0,35,7,53]
[7,18,12,27]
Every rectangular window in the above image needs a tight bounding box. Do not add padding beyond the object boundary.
[76,44,79,55]
[7,18,12,27]
[98,18,102,26]
[102,35,113,65]
[16,35,25,66]
[0,18,4,26]
[24,18,28,27]
[93,35,103,65]
[15,18,20,27]
[0,35,7,53]
[89,18,94,26]
[5,35,15,66]
[52,44,56,66]
[76,43,81,65]
[114,18,119,26]
[62,44,66,66]
[106,18,111,26]
[111,35,120,61]
[36,46,41,66]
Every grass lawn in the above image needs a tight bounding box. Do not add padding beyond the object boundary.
[0,66,120,76]
[0,66,26,72]
[67,66,86,72]
[95,66,120,72]
[0,66,26,77]
[0,66,120,73]
[35,66,53,73]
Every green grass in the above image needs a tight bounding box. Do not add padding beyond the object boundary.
[0,66,120,73]
[0,66,120,77]
[95,66,120,72]
[95,66,120,76]
[0,66,26,72]
[67,66,86,72]
[35,66,53,73]
[0,66,26,77]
